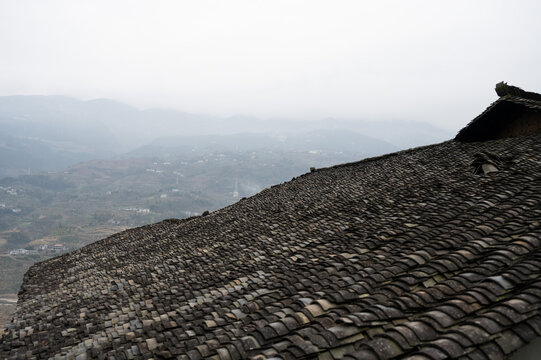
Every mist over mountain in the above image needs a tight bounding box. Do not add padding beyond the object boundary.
[0,95,452,179]
[125,130,397,159]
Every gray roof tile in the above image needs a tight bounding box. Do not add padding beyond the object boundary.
[3,109,541,359]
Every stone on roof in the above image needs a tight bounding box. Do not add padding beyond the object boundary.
[495,82,541,101]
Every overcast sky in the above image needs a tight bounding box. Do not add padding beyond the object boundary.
[1,0,540,130]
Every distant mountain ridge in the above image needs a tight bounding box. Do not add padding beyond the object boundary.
[0,95,452,178]
[126,130,397,159]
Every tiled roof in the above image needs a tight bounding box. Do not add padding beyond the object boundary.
[455,95,541,142]
[2,135,541,359]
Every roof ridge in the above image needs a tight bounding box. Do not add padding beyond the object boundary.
[495,82,541,101]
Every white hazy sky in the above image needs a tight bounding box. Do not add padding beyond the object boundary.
[1,0,540,130]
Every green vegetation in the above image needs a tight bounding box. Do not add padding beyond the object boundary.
[0,256,52,294]
[0,303,16,333]
[5,232,30,250]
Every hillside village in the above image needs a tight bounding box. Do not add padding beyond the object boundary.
[8,243,66,256]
